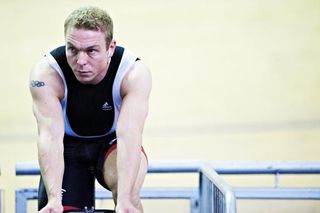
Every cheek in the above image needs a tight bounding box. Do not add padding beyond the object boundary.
[66,55,76,66]
[95,57,108,68]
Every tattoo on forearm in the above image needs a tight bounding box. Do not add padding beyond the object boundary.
[31,80,45,87]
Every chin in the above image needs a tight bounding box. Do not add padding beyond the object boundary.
[76,76,94,84]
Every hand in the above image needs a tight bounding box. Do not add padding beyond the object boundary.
[38,199,63,213]
[115,201,141,213]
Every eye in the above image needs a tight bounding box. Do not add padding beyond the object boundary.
[67,46,77,55]
[87,49,98,56]
[88,48,97,53]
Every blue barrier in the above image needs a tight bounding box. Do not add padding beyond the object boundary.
[0,166,2,213]
[0,190,2,213]
[16,160,320,175]
[15,161,205,213]
[15,161,234,213]
[15,161,320,213]
[16,187,199,213]
[149,160,320,201]
[199,164,236,213]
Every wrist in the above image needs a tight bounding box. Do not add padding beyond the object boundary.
[48,196,62,203]
[47,196,63,209]
[117,192,132,203]
[48,191,63,202]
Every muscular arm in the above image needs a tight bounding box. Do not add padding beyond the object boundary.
[30,59,65,211]
[116,60,151,204]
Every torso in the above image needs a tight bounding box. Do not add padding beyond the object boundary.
[46,45,138,138]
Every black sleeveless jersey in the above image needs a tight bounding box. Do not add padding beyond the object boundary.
[46,46,138,138]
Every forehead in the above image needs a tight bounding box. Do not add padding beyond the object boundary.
[65,27,106,48]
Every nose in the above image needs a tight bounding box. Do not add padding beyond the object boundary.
[76,51,88,66]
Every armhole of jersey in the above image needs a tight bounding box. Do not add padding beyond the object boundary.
[45,53,79,137]
[108,48,138,134]
[45,47,138,138]
[45,53,68,103]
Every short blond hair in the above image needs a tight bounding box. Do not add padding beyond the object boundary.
[64,6,113,46]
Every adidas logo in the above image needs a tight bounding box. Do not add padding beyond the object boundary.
[102,101,113,111]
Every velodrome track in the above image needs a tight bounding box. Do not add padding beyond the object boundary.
[0,0,320,212]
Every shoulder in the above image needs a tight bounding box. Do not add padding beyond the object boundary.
[120,60,152,97]
[30,57,64,100]
[126,60,151,84]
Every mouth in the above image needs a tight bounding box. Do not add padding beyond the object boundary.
[76,70,91,76]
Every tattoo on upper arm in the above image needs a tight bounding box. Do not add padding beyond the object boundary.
[31,80,45,87]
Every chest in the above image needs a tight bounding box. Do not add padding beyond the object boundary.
[65,78,116,136]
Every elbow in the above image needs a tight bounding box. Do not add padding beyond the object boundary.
[38,132,64,153]
[117,128,142,142]
[116,104,149,145]
[116,124,144,149]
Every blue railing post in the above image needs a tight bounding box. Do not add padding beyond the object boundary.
[0,166,2,213]
[199,164,237,213]
[190,197,199,213]
[16,190,27,213]
[0,189,2,213]
[14,160,320,213]
[15,189,39,213]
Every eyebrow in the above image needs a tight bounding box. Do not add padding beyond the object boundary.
[66,42,100,50]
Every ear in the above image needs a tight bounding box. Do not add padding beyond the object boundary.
[107,39,116,58]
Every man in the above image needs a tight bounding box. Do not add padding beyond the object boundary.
[29,6,151,213]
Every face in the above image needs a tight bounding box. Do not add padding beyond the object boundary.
[65,27,115,84]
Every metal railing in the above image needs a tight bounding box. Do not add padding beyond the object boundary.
[0,166,2,213]
[0,190,2,213]
[16,160,320,176]
[14,161,320,213]
[199,164,236,213]
[210,161,320,200]
[16,187,199,213]
[15,161,203,213]
[15,161,236,213]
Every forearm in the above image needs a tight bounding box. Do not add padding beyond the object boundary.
[116,132,142,201]
[115,61,151,206]
[38,133,64,200]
